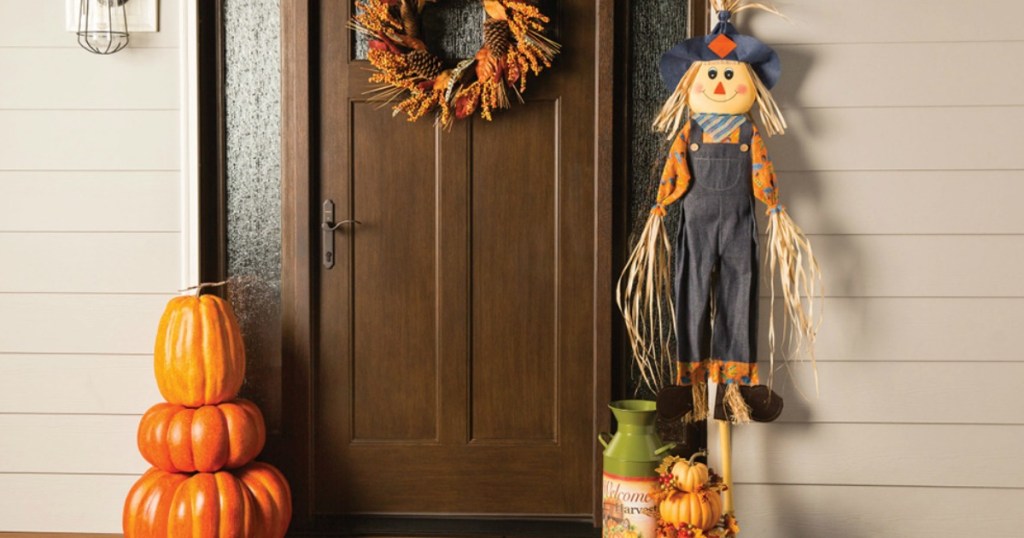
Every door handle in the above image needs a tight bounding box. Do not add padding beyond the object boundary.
[322,199,360,269]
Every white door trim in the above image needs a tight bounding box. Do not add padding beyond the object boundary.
[179,0,199,289]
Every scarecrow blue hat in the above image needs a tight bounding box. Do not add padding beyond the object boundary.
[660,10,781,91]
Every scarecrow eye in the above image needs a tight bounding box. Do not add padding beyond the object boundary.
[708,68,718,80]
[724,69,735,80]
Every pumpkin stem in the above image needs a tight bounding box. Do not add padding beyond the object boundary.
[687,449,708,466]
[180,280,230,296]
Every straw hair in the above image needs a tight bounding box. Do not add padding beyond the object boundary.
[766,208,823,392]
[747,62,787,136]
[616,213,676,393]
[711,0,781,16]
[652,64,700,139]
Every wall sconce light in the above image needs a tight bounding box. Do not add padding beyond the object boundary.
[76,0,130,55]
[67,0,159,55]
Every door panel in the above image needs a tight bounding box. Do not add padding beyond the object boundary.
[351,103,439,442]
[315,0,597,518]
[470,100,558,443]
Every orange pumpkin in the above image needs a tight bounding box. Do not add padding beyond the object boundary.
[154,294,245,407]
[123,462,291,538]
[138,399,266,473]
[670,451,710,493]
[659,490,723,531]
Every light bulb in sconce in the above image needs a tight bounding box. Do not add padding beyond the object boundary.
[76,0,130,55]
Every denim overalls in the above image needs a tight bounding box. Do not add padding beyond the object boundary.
[675,120,760,385]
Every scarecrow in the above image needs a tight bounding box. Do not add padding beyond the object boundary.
[619,0,820,423]
[617,1,822,531]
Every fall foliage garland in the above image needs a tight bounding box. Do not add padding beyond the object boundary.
[351,0,560,127]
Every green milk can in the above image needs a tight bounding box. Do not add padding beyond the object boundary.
[600,400,674,538]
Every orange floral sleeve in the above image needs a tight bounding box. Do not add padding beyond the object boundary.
[751,125,780,210]
[653,122,693,216]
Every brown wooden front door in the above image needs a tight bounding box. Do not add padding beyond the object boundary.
[312,0,602,519]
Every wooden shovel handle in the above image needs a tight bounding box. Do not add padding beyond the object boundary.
[718,419,734,515]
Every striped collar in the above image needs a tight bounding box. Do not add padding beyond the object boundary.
[692,113,747,143]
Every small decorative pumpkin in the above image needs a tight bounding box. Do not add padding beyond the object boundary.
[659,490,723,531]
[137,399,266,473]
[123,462,291,538]
[154,293,245,407]
[670,450,709,493]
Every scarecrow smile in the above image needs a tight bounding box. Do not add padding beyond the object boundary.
[701,90,739,102]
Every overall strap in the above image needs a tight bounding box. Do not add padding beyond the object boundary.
[739,120,754,145]
[688,119,705,146]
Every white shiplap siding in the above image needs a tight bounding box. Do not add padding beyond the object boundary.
[0,0,183,532]
[710,2,1024,537]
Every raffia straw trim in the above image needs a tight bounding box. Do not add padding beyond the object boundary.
[712,0,783,17]
[747,64,787,137]
[766,208,823,393]
[653,64,700,139]
[723,384,751,424]
[616,213,676,393]
[687,380,709,422]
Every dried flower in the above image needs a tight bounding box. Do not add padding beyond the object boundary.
[350,0,559,127]
[725,514,740,535]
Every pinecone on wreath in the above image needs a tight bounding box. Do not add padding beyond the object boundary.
[406,49,443,79]
[483,19,512,56]
[352,0,559,126]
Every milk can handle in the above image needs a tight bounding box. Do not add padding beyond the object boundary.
[598,432,613,448]
[655,442,676,455]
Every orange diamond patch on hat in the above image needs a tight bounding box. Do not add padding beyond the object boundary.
[708,34,737,58]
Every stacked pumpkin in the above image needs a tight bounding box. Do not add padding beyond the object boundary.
[653,452,739,538]
[123,290,292,537]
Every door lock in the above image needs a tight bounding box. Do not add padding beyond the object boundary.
[322,199,360,269]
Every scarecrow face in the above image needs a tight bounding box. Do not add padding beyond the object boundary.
[689,60,757,115]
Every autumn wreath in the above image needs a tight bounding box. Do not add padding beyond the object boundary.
[351,0,560,127]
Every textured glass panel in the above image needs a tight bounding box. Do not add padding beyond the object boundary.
[224,0,282,432]
[629,0,689,239]
[627,1,706,453]
[355,0,484,61]
[627,0,690,400]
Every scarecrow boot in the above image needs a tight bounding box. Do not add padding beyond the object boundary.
[657,381,709,422]
[656,385,693,421]
[714,384,784,423]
